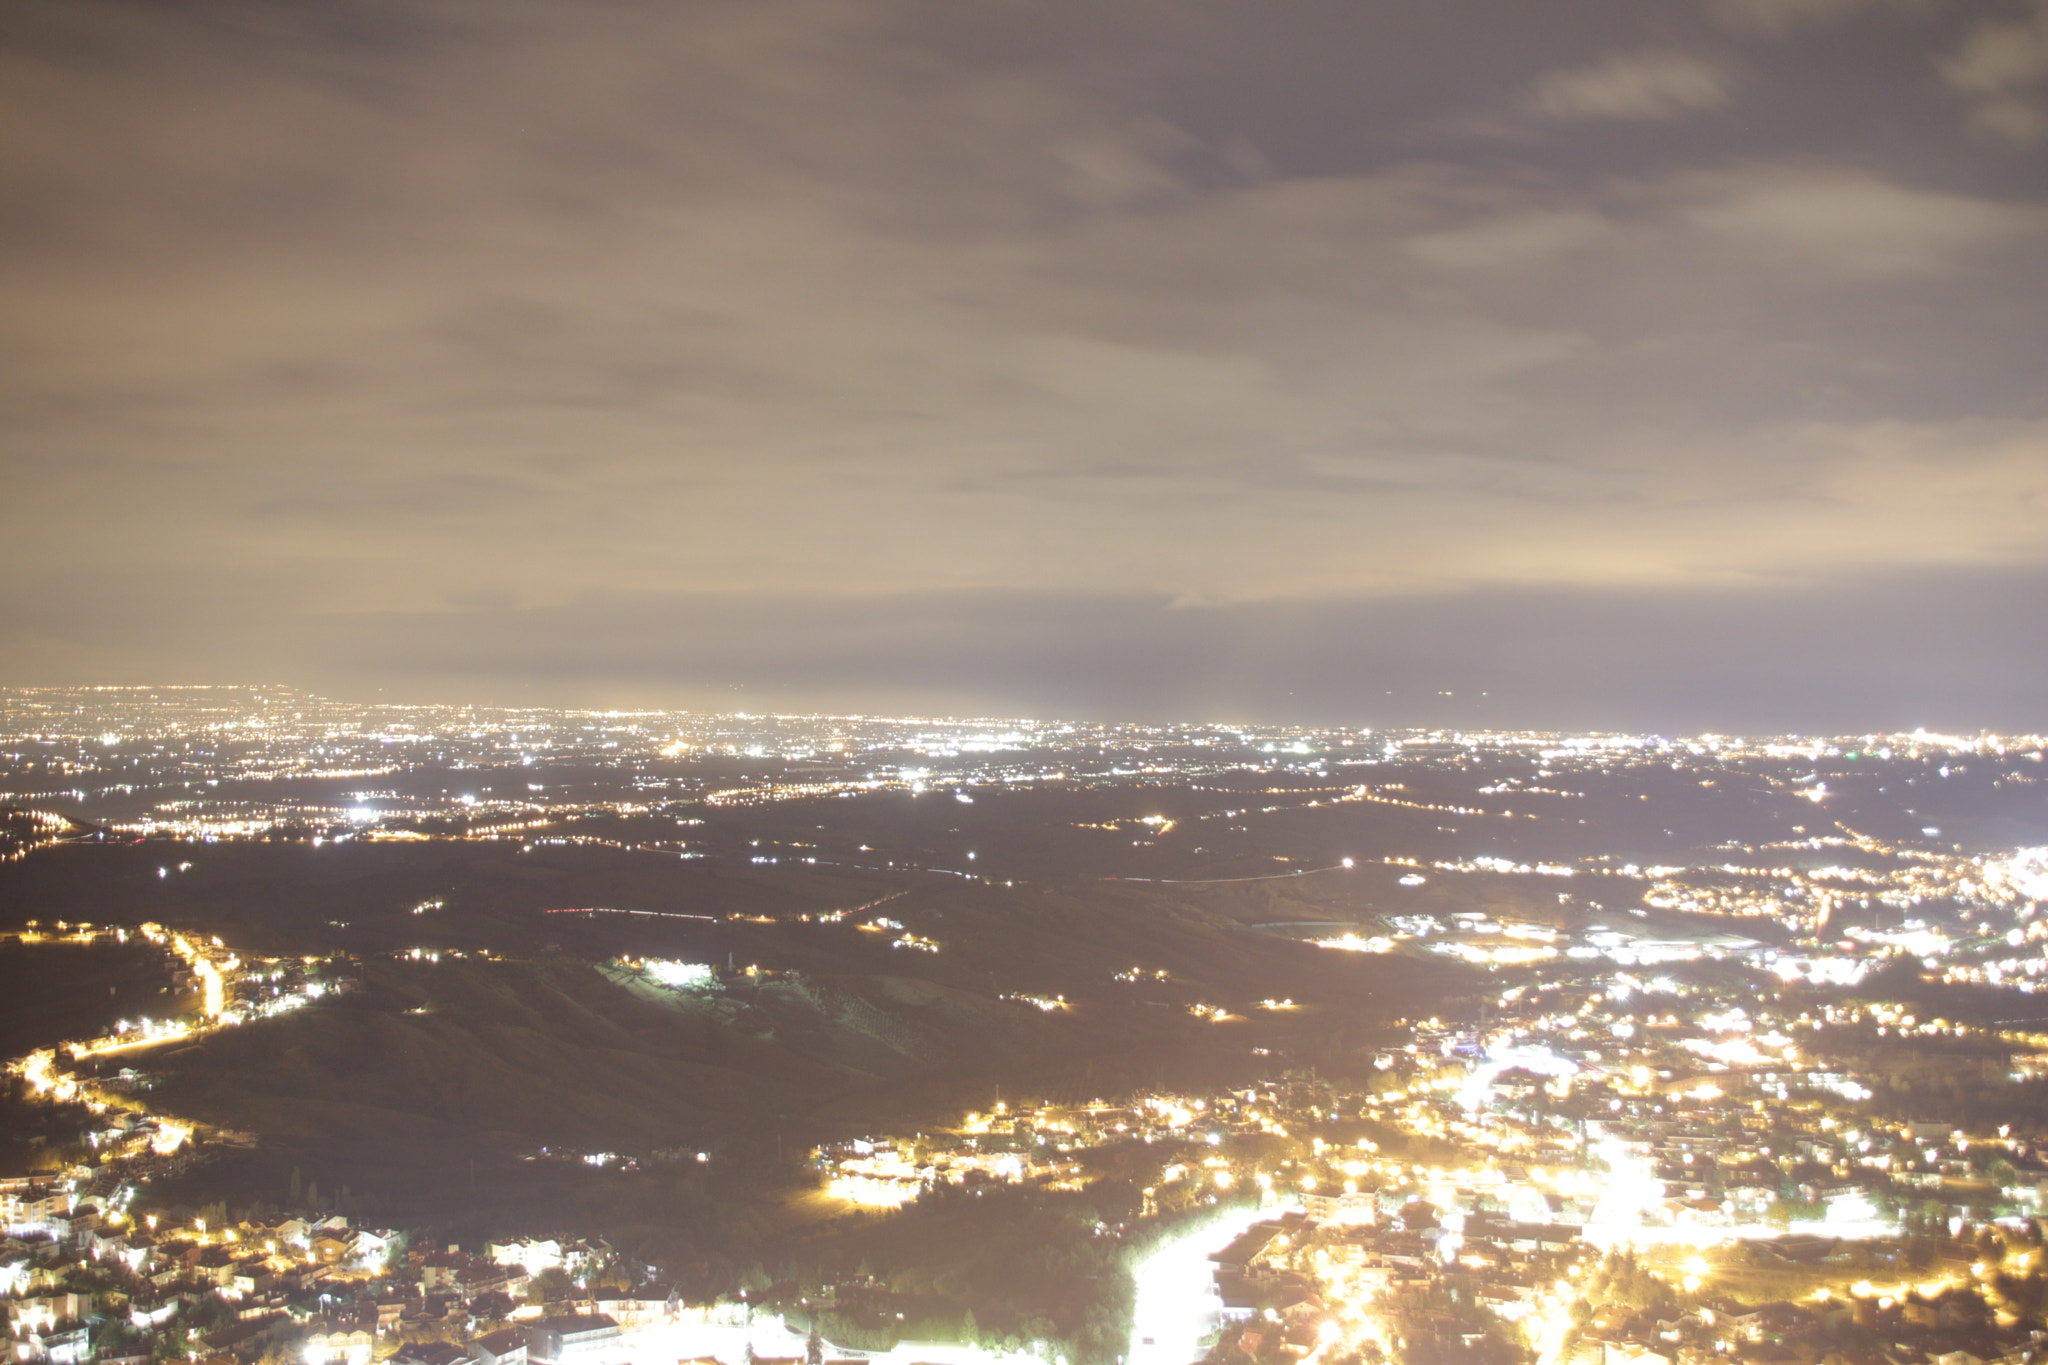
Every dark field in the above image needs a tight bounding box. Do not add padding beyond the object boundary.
[0,936,184,1057]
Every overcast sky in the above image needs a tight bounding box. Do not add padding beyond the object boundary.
[3,0,2045,731]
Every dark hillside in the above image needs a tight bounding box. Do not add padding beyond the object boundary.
[146,957,841,1155]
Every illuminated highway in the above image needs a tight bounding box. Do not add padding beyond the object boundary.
[1128,1204,1270,1365]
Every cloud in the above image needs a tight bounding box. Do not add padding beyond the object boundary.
[1940,0,2048,145]
[1405,211,1611,268]
[1677,167,2040,272]
[0,1,2045,723]
[1706,0,1883,35]
[1531,51,1731,120]
[2,143,2041,607]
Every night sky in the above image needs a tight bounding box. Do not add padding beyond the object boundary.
[4,1,2045,731]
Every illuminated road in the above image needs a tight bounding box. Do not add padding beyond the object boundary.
[1128,1204,1271,1365]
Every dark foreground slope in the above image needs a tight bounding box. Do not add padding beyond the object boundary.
[147,957,842,1156]
[138,866,1466,1158]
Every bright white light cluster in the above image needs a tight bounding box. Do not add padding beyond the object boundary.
[641,959,716,989]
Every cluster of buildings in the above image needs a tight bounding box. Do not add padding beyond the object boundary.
[2,1188,654,1365]
[812,1093,1326,1210]
[4,1188,391,1365]
[808,945,2048,1365]
[1178,974,2048,1365]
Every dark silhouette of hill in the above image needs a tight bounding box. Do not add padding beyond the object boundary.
[19,832,1469,1240]
[148,957,844,1154]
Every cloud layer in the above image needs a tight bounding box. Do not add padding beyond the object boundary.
[1532,51,1732,120]
[1,0,2043,728]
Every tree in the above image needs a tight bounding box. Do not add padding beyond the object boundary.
[289,1168,302,1204]
[807,1329,824,1365]
[962,1310,981,1347]
[528,1268,575,1305]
